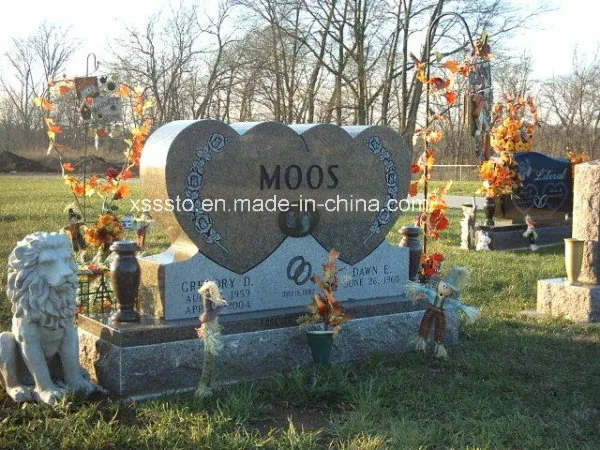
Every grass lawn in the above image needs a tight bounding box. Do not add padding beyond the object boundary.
[0,176,599,449]
[426,180,482,197]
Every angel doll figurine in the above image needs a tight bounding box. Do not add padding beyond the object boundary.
[407,266,480,358]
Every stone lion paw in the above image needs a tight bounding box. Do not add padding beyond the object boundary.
[69,377,106,395]
[7,385,33,403]
[35,387,67,405]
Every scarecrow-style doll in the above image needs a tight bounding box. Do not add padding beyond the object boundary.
[522,215,538,251]
[195,281,227,398]
[407,266,480,358]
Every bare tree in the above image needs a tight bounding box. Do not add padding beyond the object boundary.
[538,49,600,159]
[0,22,78,152]
[494,51,532,99]
[111,3,202,124]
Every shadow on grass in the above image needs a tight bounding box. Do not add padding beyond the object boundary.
[0,318,598,449]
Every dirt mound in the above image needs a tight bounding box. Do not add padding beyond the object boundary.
[1,152,140,176]
[72,155,113,173]
[71,156,140,176]
[0,152,53,173]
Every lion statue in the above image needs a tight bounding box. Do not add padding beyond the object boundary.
[0,232,105,404]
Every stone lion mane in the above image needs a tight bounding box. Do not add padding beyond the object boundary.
[6,232,78,329]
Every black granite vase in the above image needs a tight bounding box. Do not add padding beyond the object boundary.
[109,241,141,323]
[399,225,423,282]
[484,197,496,227]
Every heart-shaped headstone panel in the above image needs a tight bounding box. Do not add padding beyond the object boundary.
[503,152,573,218]
[141,120,410,274]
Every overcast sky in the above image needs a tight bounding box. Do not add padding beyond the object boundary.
[0,0,595,82]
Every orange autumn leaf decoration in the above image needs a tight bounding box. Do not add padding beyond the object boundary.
[117,84,131,97]
[113,184,129,200]
[478,156,519,198]
[84,213,124,253]
[88,175,99,188]
[299,249,350,335]
[421,252,445,278]
[567,150,588,179]
[428,77,450,90]
[425,130,443,144]
[443,91,457,106]
[417,149,435,172]
[120,168,133,180]
[35,75,154,265]
[48,124,62,134]
[490,94,538,153]
[72,184,85,197]
[443,60,459,73]
[427,209,449,238]
[408,181,419,197]
[34,97,53,111]
[409,42,478,280]
[99,183,116,195]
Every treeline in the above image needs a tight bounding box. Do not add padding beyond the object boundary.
[1,0,597,164]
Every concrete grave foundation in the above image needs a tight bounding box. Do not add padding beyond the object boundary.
[537,278,600,322]
[536,160,600,323]
[476,221,571,251]
[77,305,459,399]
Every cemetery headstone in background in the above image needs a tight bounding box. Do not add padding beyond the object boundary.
[501,152,573,221]
[476,152,572,251]
[537,160,600,322]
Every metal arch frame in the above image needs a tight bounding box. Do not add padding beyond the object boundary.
[82,53,100,222]
[422,12,476,256]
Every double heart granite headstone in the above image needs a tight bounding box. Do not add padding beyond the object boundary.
[141,120,410,274]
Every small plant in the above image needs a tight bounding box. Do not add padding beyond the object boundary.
[298,249,350,336]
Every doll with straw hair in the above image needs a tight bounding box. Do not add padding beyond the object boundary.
[195,281,227,398]
[407,266,480,358]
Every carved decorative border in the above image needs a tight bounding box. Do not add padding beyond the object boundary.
[184,133,232,251]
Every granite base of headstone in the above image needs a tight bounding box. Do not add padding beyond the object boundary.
[536,160,600,322]
[475,221,571,251]
[76,120,461,398]
[77,307,459,399]
[536,279,600,322]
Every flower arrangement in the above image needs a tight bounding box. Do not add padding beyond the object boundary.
[490,95,538,153]
[298,249,350,336]
[84,213,124,258]
[477,152,520,199]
